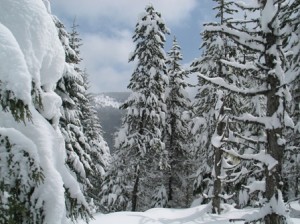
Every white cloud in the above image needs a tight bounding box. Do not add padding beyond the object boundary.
[80,30,134,93]
[87,66,132,93]
[81,30,134,67]
[51,0,197,27]
[50,0,203,93]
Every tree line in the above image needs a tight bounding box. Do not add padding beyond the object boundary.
[100,1,300,224]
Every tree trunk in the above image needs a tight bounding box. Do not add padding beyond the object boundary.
[212,108,225,214]
[168,174,173,202]
[132,168,140,211]
[212,146,222,214]
[167,116,176,204]
[264,28,285,224]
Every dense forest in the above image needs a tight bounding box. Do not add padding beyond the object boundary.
[0,0,299,224]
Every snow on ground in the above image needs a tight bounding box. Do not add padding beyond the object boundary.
[78,203,300,224]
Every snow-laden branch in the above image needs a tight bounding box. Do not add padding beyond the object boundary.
[233,111,294,130]
[197,72,269,96]
[244,181,266,194]
[220,59,258,71]
[234,1,261,10]
[204,24,264,52]
[222,148,278,171]
[228,129,267,144]
[242,190,287,222]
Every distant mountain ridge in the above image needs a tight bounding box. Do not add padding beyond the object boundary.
[94,94,120,108]
[93,92,131,109]
[93,92,130,152]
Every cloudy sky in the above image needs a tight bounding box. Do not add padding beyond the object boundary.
[51,0,216,93]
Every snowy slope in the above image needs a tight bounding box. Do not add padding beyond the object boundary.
[93,92,130,151]
[93,92,130,108]
[79,204,300,224]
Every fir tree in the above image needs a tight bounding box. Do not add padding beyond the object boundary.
[197,0,294,222]
[282,0,300,200]
[164,37,193,208]
[53,17,92,220]
[190,0,239,213]
[0,1,90,222]
[0,37,43,222]
[81,71,111,211]
[101,4,170,212]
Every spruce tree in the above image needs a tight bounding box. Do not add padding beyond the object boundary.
[196,0,294,222]
[101,4,170,212]
[190,0,239,213]
[53,17,93,219]
[81,71,111,211]
[164,37,193,208]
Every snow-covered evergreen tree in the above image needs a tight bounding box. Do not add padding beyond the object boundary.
[69,18,82,63]
[99,155,130,212]
[54,15,94,205]
[0,23,43,223]
[282,0,300,201]
[101,4,170,212]
[0,0,90,223]
[54,17,110,213]
[81,71,111,211]
[197,0,294,222]
[164,37,193,208]
[190,0,239,213]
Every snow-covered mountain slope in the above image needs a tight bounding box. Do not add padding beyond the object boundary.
[93,92,130,108]
[93,92,130,151]
[94,94,121,108]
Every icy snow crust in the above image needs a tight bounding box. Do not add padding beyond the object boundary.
[0,0,88,223]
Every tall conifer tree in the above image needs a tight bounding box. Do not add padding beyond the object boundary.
[101,4,170,212]
[164,37,192,207]
[282,0,300,200]
[190,0,238,213]
[54,17,111,215]
[197,0,294,222]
